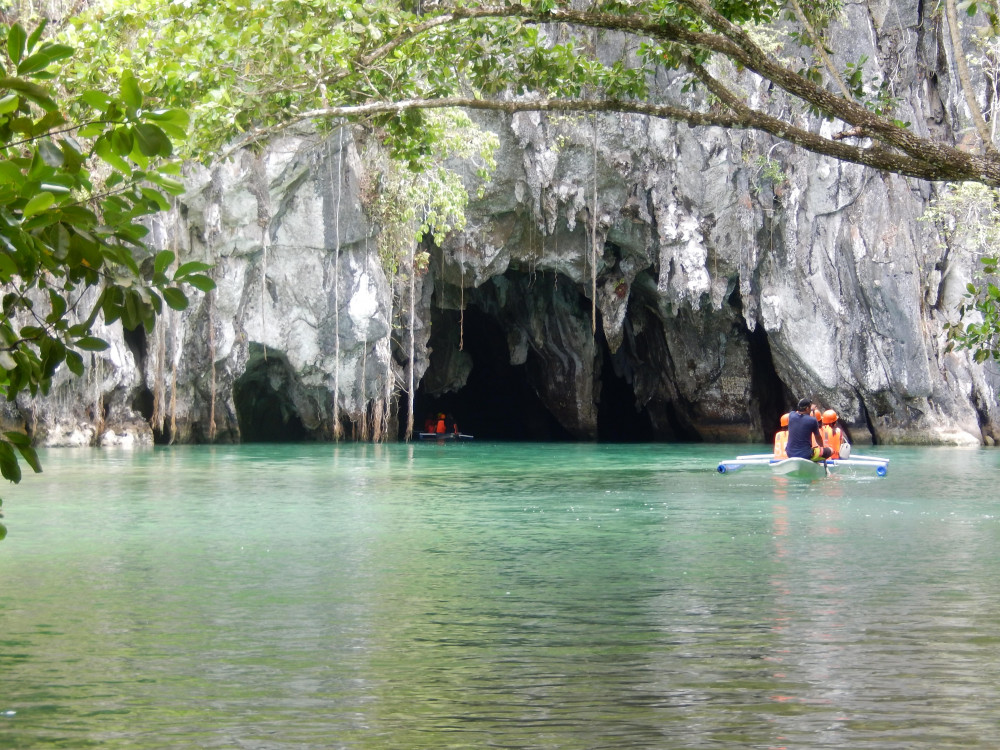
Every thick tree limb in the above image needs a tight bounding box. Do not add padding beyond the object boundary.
[223,95,1000,184]
[436,3,999,177]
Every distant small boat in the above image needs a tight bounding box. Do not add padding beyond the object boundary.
[716,453,888,478]
[418,432,474,441]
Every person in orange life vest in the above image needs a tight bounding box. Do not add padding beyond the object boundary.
[435,413,447,434]
[786,398,832,461]
[820,409,849,459]
[423,414,437,433]
[773,413,790,459]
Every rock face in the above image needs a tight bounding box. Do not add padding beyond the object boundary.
[14,0,1000,446]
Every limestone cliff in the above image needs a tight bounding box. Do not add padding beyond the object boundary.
[12,0,1000,446]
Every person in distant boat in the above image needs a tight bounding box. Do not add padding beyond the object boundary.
[445,414,458,434]
[820,409,850,459]
[435,413,447,434]
[786,398,832,461]
[773,413,790,459]
[424,414,437,434]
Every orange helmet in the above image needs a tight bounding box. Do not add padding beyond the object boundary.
[822,409,838,425]
[780,413,789,427]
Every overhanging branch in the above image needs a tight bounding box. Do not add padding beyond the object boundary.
[222,95,1000,184]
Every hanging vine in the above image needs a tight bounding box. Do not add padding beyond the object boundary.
[207,289,217,441]
[590,113,599,335]
[328,126,345,441]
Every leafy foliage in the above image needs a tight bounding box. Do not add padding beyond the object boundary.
[950,256,1000,362]
[922,183,1000,362]
[0,20,214,524]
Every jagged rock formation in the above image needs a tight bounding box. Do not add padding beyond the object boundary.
[12,0,1000,446]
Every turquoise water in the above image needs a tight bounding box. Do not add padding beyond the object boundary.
[1,442,999,749]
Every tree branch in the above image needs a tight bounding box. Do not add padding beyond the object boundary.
[221,94,1000,184]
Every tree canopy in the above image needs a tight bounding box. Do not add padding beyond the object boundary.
[62,0,1000,186]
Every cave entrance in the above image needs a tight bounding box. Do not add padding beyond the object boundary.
[598,336,655,442]
[410,305,574,440]
[233,345,309,442]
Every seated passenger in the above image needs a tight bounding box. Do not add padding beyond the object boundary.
[821,409,850,459]
[773,413,790,459]
[787,398,833,461]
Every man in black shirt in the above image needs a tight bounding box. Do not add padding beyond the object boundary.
[786,398,832,461]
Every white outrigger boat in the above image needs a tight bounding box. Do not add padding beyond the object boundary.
[717,452,889,478]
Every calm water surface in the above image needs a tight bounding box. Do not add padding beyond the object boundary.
[1,442,999,749]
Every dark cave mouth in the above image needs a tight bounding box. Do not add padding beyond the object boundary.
[407,302,660,442]
[406,274,791,444]
[233,346,310,442]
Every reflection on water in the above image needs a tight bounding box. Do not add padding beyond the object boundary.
[2,443,1000,748]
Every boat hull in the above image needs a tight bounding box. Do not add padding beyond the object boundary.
[716,455,888,477]
[769,457,827,478]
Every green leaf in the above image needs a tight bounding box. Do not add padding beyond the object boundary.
[120,72,143,110]
[22,191,55,218]
[175,260,213,277]
[154,249,176,276]
[185,274,216,293]
[0,442,21,483]
[144,108,190,139]
[25,20,47,55]
[132,123,172,157]
[65,349,84,376]
[0,76,57,111]
[38,139,65,167]
[7,24,27,66]
[0,160,24,186]
[94,136,131,175]
[14,443,41,474]
[17,44,75,77]
[0,93,19,115]
[74,336,110,351]
[79,89,113,110]
[141,187,171,212]
[145,172,185,195]
[162,287,188,311]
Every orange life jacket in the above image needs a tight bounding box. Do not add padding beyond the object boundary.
[773,429,788,459]
[821,424,843,459]
[436,418,446,434]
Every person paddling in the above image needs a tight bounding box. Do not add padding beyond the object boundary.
[786,398,832,462]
